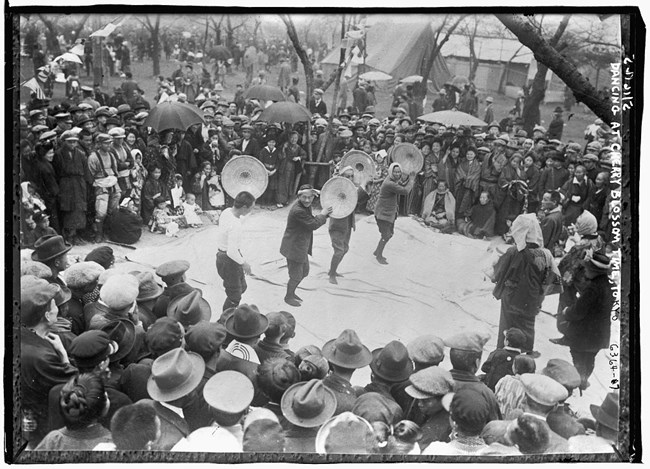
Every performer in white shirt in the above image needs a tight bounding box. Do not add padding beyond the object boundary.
[215,191,256,311]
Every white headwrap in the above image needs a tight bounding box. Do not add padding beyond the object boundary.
[388,162,402,180]
[510,213,544,252]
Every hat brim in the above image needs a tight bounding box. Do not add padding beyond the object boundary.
[321,338,373,369]
[137,284,164,302]
[168,297,212,328]
[369,347,414,383]
[280,382,337,428]
[31,243,72,263]
[405,384,432,400]
[100,319,137,363]
[224,313,269,339]
[590,404,618,430]
[147,352,205,402]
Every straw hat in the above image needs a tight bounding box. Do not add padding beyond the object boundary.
[220,155,269,199]
[389,143,424,174]
[320,177,358,219]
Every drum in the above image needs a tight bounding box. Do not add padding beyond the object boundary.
[389,143,424,174]
[340,150,376,183]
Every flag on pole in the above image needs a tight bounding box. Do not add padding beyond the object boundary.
[22,77,45,99]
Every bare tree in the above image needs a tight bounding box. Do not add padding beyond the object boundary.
[225,15,247,49]
[37,14,90,55]
[135,14,162,76]
[280,14,315,99]
[496,13,615,126]
[459,16,482,82]
[412,15,467,115]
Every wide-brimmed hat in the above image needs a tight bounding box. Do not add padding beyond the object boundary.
[281,379,337,428]
[99,318,136,363]
[31,235,71,262]
[134,271,164,301]
[203,370,254,414]
[590,392,619,431]
[322,329,372,369]
[225,304,268,339]
[147,348,205,402]
[370,341,413,383]
[167,289,211,330]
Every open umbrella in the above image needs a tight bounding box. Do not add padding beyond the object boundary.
[400,75,432,84]
[144,100,205,132]
[208,45,232,61]
[359,70,392,81]
[418,110,487,127]
[53,52,83,64]
[451,75,470,90]
[182,31,192,39]
[259,102,312,124]
[243,85,286,102]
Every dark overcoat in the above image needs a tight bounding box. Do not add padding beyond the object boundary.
[280,200,327,263]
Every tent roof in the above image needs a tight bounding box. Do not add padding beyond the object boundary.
[441,34,534,64]
[321,21,451,88]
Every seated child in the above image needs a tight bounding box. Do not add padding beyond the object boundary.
[207,171,225,209]
[182,193,203,227]
[480,327,527,391]
[150,196,181,237]
[421,181,456,233]
[457,190,496,239]
[33,211,59,239]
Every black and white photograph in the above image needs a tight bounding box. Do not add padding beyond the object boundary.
[7,5,641,463]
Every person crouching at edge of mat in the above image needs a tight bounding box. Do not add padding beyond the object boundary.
[216,191,256,311]
[373,162,415,265]
[280,184,332,307]
[328,166,369,285]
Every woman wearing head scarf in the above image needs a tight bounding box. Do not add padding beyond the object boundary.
[277,131,306,207]
[420,138,442,207]
[365,150,389,213]
[421,180,456,233]
[491,213,561,353]
[373,162,415,264]
[454,147,482,219]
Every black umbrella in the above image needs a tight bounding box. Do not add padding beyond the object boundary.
[208,45,232,61]
[243,85,286,102]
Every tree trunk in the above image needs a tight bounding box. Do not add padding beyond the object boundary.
[38,15,60,55]
[72,15,90,40]
[151,16,161,77]
[496,13,615,124]
[92,37,104,86]
[281,15,314,100]
[413,15,466,106]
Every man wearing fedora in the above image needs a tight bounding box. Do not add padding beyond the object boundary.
[144,348,205,450]
[131,271,163,329]
[281,379,337,453]
[216,191,256,311]
[568,392,618,453]
[31,234,72,287]
[551,252,614,391]
[166,289,212,332]
[215,304,269,406]
[280,184,332,307]
[20,278,77,446]
[322,329,372,416]
[364,340,413,400]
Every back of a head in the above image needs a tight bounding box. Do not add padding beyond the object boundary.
[449,348,481,373]
[233,191,256,209]
[60,372,107,430]
[110,402,159,450]
[264,312,288,342]
[278,311,296,343]
[511,414,551,454]
[257,357,300,403]
[514,355,536,375]
[449,388,490,436]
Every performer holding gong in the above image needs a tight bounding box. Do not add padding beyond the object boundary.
[280,185,333,307]
[325,167,369,285]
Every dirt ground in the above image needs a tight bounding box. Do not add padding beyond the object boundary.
[50,205,618,422]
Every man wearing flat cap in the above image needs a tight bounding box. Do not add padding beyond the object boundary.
[541,359,587,439]
[20,278,77,446]
[309,88,327,116]
[280,184,332,307]
[87,133,121,242]
[322,329,372,416]
[481,374,570,453]
[445,331,502,422]
[153,260,198,318]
